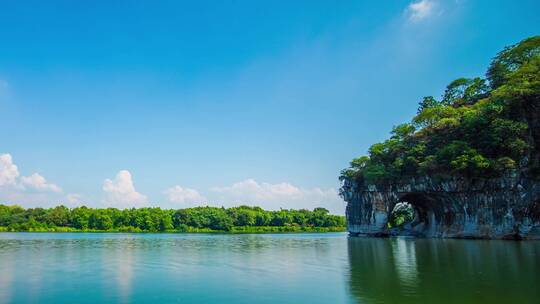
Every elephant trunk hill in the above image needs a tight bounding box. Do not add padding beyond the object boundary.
[340,36,540,240]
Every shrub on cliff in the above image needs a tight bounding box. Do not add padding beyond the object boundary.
[341,36,540,183]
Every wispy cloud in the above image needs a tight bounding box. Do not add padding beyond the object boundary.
[211,178,343,213]
[21,173,62,193]
[406,0,435,22]
[66,193,83,204]
[164,185,206,207]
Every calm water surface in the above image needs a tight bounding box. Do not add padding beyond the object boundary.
[0,233,538,303]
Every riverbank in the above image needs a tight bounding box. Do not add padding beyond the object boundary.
[0,225,346,234]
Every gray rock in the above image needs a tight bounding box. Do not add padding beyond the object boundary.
[341,175,540,240]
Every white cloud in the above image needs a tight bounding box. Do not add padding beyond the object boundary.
[21,173,62,193]
[103,170,148,207]
[211,178,344,213]
[212,179,301,202]
[0,154,19,186]
[0,153,66,206]
[66,193,83,204]
[164,185,206,207]
[407,0,435,22]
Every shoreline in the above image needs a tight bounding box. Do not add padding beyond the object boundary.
[0,226,346,234]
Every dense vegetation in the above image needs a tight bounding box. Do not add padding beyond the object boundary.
[0,204,345,233]
[341,36,540,184]
[388,202,415,228]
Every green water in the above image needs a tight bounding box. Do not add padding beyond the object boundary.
[0,233,538,303]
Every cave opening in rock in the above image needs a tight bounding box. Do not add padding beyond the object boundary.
[388,202,415,228]
[388,193,435,236]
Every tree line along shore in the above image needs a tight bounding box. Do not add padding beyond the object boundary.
[0,204,345,233]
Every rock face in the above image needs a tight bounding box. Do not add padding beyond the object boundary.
[341,173,540,239]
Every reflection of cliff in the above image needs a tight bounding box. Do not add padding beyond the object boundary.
[347,238,404,304]
[347,237,540,304]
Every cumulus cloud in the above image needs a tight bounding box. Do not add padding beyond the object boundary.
[21,173,62,193]
[211,178,344,213]
[406,0,435,22]
[103,170,148,207]
[0,153,66,206]
[0,154,19,186]
[164,185,206,207]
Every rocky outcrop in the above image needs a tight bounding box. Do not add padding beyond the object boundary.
[341,173,540,239]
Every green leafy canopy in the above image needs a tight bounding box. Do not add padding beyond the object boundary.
[341,36,540,183]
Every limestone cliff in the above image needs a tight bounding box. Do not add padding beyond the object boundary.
[341,173,540,239]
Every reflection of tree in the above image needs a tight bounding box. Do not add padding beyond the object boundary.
[347,237,540,304]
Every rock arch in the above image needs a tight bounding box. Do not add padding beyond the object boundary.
[387,193,435,237]
[341,176,540,239]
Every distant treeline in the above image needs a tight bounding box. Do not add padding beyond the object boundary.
[0,205,345,233]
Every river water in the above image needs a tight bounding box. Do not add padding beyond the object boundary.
[0,232,538,303]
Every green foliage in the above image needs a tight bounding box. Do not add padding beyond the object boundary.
[487,36,540,89]
[441,77,489,106]
[463,78,489,104]
[442,77,473,104]
[88,211,113,230]
[413,105,459,128]
[417,96,439,114]
[388,203,415,228]
[0,204,345,232]
[341,36,540,183]
[45,205,70,227]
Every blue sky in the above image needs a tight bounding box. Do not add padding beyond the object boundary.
[0,0,539,213]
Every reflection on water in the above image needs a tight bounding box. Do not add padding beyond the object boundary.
[0,233,350,304]
[111,239,135,304]
[347,237,540,304]
[0,250,14,303]
[0,233,538,303]
[391,238,418,290]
